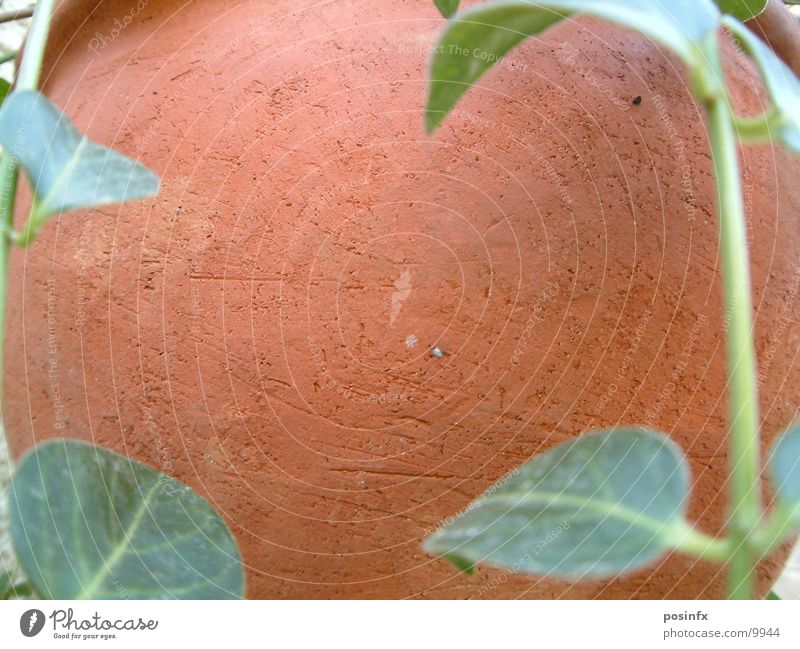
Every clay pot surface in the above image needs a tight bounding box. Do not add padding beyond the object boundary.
[6,0,800,598]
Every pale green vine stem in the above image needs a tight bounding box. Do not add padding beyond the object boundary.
[703,42,763,600]
[669,519,734,562]
[732,107,782,142]
[0,155,17,402]
[752,506,800,556]
[14,0,56,91]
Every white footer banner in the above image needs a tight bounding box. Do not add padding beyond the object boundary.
[0,600,796,647]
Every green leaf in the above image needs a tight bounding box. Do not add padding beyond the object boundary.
[9,440,244,599]
[0,577,34,599]
[0,90,159,244]
[766,590,781,600]
[426,0,721,131]
[715,0,767,21]
[445,553,477,575]
[423,428,691,578]
[0,573,31,600]
[724,17,800,154]
[0,79,10,106]
[770,422,800,512]
[434,0,460,18]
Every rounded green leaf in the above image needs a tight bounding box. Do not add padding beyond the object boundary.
[423,428,691,578]
[426,0,721,131]
[0,90,160,244]
[715,0,767,21]
[723,17,800,154]
[8,440,244,599]
[770,423,800,510]
[434,0,461,18]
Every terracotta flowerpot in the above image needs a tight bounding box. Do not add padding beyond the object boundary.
[6,0,800,599]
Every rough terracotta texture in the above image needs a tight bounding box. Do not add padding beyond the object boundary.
[5,0,800,598]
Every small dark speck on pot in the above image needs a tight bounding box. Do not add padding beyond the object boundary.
[632,95,642,105]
